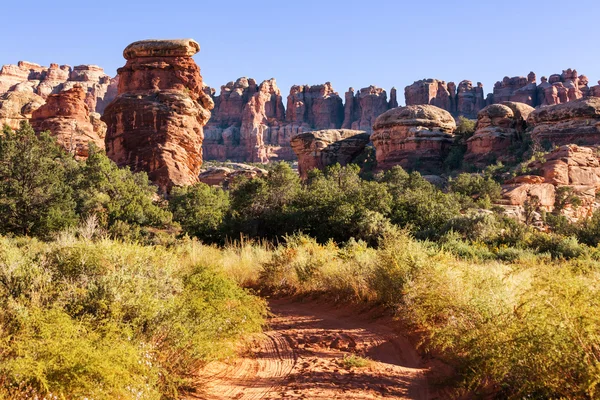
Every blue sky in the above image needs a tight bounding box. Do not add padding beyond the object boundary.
[2,0,599,104]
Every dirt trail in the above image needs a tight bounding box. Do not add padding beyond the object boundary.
[195,298,431,399]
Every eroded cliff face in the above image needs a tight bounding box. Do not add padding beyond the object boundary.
[404,79,485,118]
[203,81,395,162]
[102,39,214,191]
[31,86,105,159]
[499,145,600,222]
[0,61,117,115]
[404,69,599,120]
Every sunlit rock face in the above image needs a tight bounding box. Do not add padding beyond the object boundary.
[371,104,456,174]
[291,129,370,178]
[102,39,214,192]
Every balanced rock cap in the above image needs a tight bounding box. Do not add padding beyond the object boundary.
[123,39,200,60]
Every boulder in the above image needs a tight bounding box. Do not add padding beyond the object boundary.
[371,105,456,174]
[528,97,600,147]
[465,101,534,167]
[102,39,214,191]
[290,129,370,178]
[31,86,104,159]
[199,163,267,187]
[498,145,600,222]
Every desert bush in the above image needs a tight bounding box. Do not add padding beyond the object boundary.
[0,236,266,399]
[449,173,502,205]
[169,183,230,243]
[74,145,172,232]
[0,123,78,237]
[402,257,600,398]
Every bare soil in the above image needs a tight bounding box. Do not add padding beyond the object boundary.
[194,298,432,399]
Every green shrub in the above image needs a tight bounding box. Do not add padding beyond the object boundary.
[0,237,266,399]
[169,183,230,243]
[0,123,78,237]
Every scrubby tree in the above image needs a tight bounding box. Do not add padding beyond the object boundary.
[169,183,230,243]
[73,145,172,231]
[226,162,302,239]
[379,166,463,239]
[0,123,77,237]
[298,164,392,244]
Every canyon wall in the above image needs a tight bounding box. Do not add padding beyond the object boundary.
[0,61,117,115]
[405,68,600,120]
[204,81,395,162]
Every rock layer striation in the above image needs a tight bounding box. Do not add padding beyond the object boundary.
[102,39,214,191]
[371,105,456,174]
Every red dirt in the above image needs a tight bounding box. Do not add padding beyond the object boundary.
[194,298,431,399]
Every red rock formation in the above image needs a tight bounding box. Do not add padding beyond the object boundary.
[404,79,452,113]
[102,39,214,191]
[286,83,343,129]
[528,97,600,147]
[31,86,105,159]
[465,101,535,167]
[290,129,371,178]
[342,86,390,132]
[389,87,398,109]
[492,73,537,106]
[499,145,600,221]
[0,91,45,129]
[0,60,117,114]
[456,81,486,119]
[240,78,288,162]
[404,79,484,118]
[371,105,456,174]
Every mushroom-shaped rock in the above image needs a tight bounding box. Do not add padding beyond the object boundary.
[290,129,371,178]
[102,39,214,192]
[31,86,104,159]
[123,39,200,59]
[528,97,600,147]
[371,105,456,174]
[465,101,534,167]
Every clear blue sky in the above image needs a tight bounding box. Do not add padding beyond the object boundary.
[2,0,599,104]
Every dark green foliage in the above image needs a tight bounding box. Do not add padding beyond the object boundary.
[449,172,502,208]
[73,145,172,230]
[169,183,230,243]
[226,162,302,239]
[554,186,582,213]
[298,164,393,244]
[379,167,463,239]
[455,116,476,136]
[0,123,78,237]
[444,117,476,172]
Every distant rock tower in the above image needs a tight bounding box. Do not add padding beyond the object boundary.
[102,39,214,191]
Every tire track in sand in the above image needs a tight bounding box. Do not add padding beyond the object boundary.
[194,299,431,399]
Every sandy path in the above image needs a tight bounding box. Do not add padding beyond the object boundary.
[194,298,431,399]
